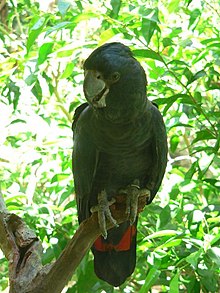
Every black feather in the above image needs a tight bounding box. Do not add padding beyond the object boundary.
[72,42,167,286]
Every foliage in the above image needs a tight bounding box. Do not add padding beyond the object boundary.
[0,0,219,292]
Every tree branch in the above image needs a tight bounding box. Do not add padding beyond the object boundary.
[0,188,147,293]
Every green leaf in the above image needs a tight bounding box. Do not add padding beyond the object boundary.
[25,74,37,86]
[110,0,121,18]
[186,249,203,268]
[180,38,193,48]
[185,162,198,180]
[167,0,180,13]
[156,239,182,250]
[163,37,174,48]
[191,70,206,82]
[162,94,190,114]
[38,42,54,65]
[27,17,46,53]
[207,247,220,266]
[170,135,180,153]
[144,230,180,241]
[210,234,220,246]
[64,200,76,211]
[99,28,118,44]
[201,38,220,45]
[139,268,160,293]
[194,91,202,103]
[42,72,54,95]
[141,8,160,45]
[60,62,75,79]
[10,119,26,124]
[186,0,193,6]
[168,59,188,67]
[183,67,194,84]
[38,206,49,214]
[133,49,163,62]
[59,187,73,205]
[193,130,215,144]
[58,0,71,17]
[6,80,21,109]
[188,9,201,30]
[199,268,218,292]
[159,205,171,228]
[57,49,74,58]
[51,173,70,183]
[170,272,179,293]
[31,80,43,103]
[45,21,73,36]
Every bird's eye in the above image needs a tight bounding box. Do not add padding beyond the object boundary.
[112,72,120,81]
[97,75,101,79]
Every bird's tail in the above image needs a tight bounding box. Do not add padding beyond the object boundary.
[92,219,137,287]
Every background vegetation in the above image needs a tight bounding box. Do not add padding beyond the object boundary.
[0,0,219,292]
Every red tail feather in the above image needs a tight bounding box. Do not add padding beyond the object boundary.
[94,225,136,252]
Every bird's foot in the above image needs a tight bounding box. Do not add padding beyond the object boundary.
[119,179,151,224]
[90,190,118,239]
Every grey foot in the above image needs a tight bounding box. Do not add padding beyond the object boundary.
[90,190,118,239]
[119,179,151,224]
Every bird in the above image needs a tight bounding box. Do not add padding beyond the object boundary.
[72,42,167,287]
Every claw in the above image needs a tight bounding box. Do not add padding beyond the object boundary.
[119,179,151,225]
[90,190,118,238]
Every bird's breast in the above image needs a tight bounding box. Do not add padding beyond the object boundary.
[91,115,152,155]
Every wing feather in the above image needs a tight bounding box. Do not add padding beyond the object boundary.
[148,104,168,202]
[72,104,98,222]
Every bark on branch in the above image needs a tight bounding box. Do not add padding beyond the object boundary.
[0,189,147,293]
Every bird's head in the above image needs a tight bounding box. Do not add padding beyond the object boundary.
[83,42,147,122]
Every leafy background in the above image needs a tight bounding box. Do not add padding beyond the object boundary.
[0,0,219,292]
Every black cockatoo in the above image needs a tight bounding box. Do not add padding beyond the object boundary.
[72,42,167,287]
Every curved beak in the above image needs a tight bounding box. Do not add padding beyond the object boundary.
[83,70,109,108]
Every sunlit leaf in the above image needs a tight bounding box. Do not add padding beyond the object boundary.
[58,0,71,16]
[38,42,54,65]
[156,239,182,250]
[170,135,180,153]
[51,173,70,183]
[188,9,201,30]
[141,8,160,45]
[45,21,73,36]
[27,17,46,53]
[110,0,121,18]
[167,0,180,13]
[99,28,118,44]
[144,230,180,241]
[133,49,163,62]
[60,62,75,78]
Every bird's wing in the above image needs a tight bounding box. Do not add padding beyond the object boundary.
[72,102,89,135]
[148,103,168,202]
[72,104,99,222]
